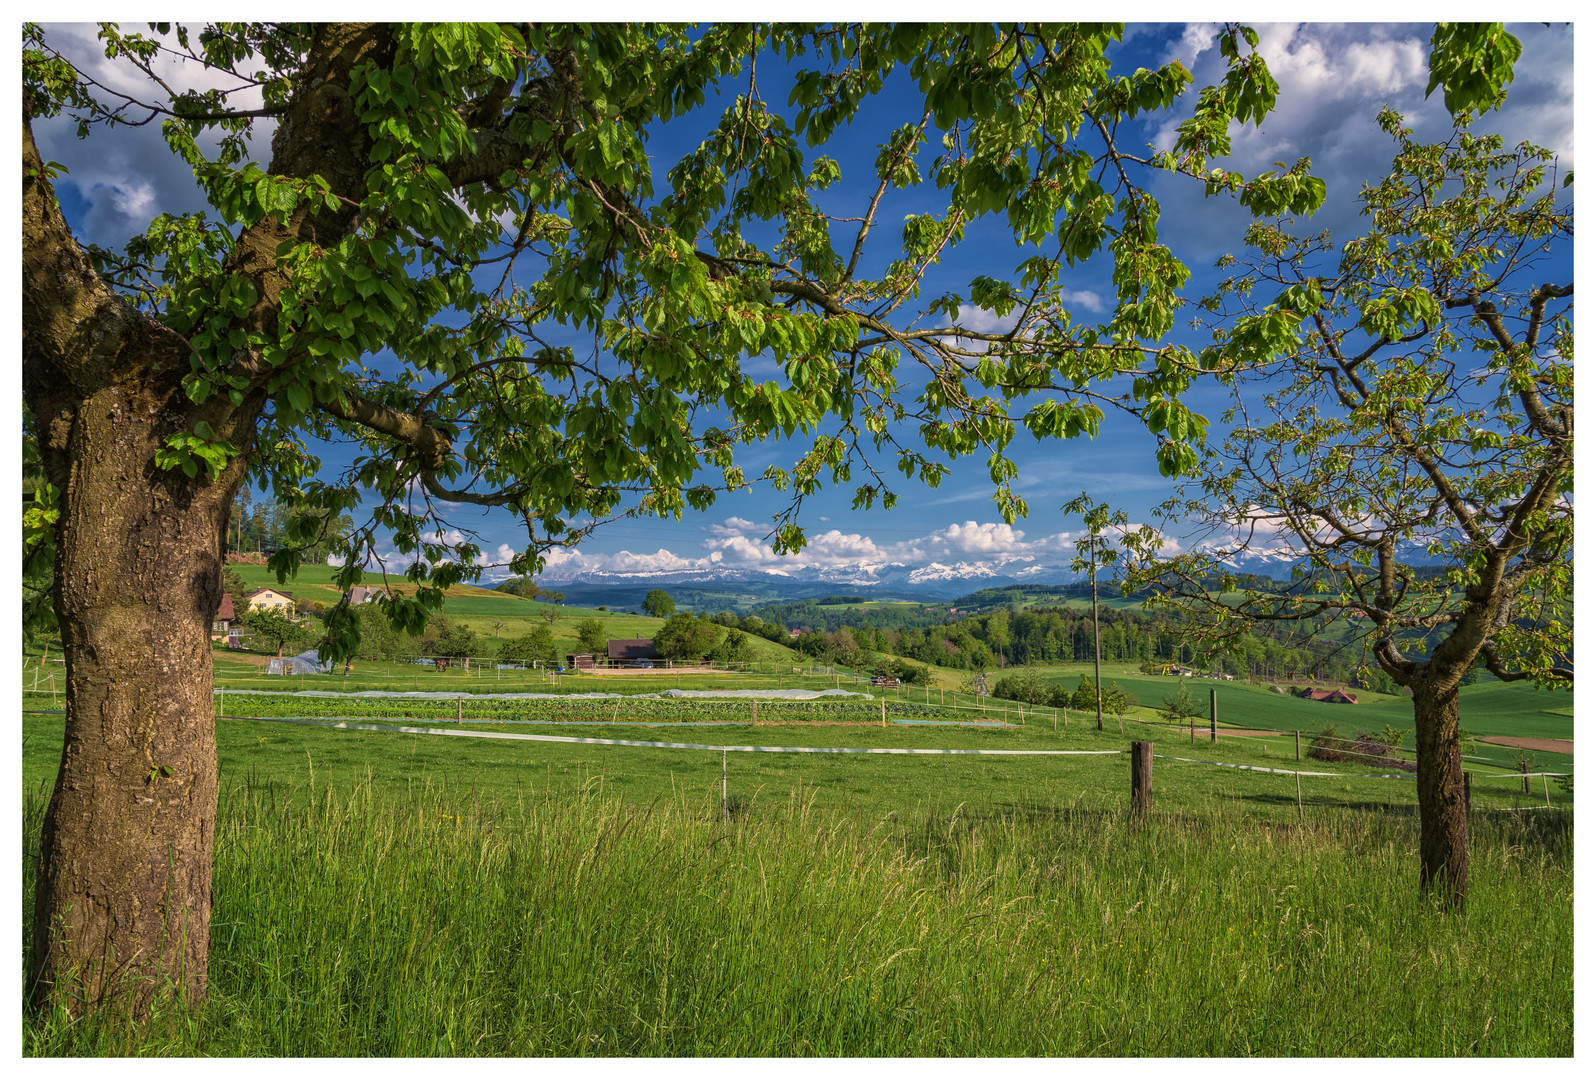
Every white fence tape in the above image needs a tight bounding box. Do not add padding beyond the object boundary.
[1154,754,1344,778]
[226,714,1127,756]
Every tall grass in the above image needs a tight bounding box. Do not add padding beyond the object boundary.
[23,777,1571,1056]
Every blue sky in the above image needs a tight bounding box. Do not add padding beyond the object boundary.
[32,21,1575,583]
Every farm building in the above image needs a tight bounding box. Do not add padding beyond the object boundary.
[1302,687,1359,705]
[607,639,660,666]
[211,593,237,643]
[244,586,295,613]
[345,585,391,605]
[565,653,597,670]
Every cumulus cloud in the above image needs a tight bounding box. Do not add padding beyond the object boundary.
[1150,23,1573,256]
[1062,290,1107,314]
[34,23,279,249]
[952,304,1019,335]
[704,516,767,538]
[925,520,1026,555]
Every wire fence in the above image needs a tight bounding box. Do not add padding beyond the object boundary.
[208,713,1569,817]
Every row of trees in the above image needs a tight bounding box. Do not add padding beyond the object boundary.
[797,605,1360,684]
[225,491,352,563]
[988,671,1139,716]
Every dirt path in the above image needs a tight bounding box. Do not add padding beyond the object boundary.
[1479,735,1574,756]
[220,652,273,668]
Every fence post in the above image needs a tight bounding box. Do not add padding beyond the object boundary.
[1295,729,1301,761]
[1210,688,1218,743]
[881,698,886,727]
[457,696,462,724]
[1131,741,1152,818]
[1521,759,1531,795]
[752,700,758,724]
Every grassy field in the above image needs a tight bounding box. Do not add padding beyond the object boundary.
[22,676,1571,825]
[19,656,1573,1055]
[1032,663,1571,740]
[21,757,1572,1055]
[205,563,817,667]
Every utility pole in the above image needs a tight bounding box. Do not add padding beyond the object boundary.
[1091,529,1103,731]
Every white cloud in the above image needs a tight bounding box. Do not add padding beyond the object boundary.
[34,23,278,249]
[926,520,1025,555]
[1062,290,1106,314]
[1149,23,1573,255]
[704,516,767,538]
[952,305,1018,335]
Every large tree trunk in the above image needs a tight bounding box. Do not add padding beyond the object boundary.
[24,99,257,1014]
[26,382,246,1013]
[1410,682,1469,905]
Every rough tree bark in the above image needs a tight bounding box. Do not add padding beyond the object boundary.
[22,23,388,1012]
[1409,679,1469,904]
[23,111,258,1009]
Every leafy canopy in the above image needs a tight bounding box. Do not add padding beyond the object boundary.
[21,21,1374,658]
[1130,109,1571,694]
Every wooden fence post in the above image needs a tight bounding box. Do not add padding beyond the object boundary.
[1521,759,1531,794]
[1295,729,1301,761]
[881,698,886,727]
[1210,688,1218,743]
[1131,741,1153,818]
[457,696,462,724]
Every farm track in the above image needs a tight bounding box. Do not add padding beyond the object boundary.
[1479,735,1574,756]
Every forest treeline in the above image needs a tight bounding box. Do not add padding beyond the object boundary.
[739,600,1413,693]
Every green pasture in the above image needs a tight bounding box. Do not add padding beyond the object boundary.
[22,688,1570,822]
[20,650,1572,778]
[19,656,1573,1056]
[21,711,1573,1055]
[1029,664,1573,742]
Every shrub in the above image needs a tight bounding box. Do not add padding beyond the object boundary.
[1308,725,1415,771]
[499,627,557,666]
[1159,681,1198,722]
[708,629,753,667]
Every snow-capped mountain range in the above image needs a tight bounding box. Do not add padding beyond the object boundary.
[527,548,1330,599]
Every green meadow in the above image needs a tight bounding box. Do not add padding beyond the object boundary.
[21,723,1572,1055]
[20,652,1572,1055]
